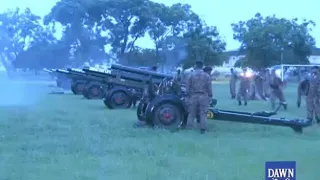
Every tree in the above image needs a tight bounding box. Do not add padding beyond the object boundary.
[122,47,161,67]
[0,8,44,74]
[182,23,226,68]
[86,0,152,63]
[232,13,316,69]
[147,3,199,54]
[45,0,108,65]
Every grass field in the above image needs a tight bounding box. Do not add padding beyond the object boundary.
[0,80,319,180]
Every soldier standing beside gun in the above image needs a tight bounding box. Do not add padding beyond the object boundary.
[270,69,287,110]
[263,69,271,98]
[297,77,309,108]
[237,68,250,106]
[305,66,320,124]
[185,61,212,134]
[229,68,237,99]
[203,66,213,75]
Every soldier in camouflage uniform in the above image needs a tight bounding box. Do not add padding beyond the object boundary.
[263,69,271,98]
[305,66,320,124]
[203,66,213,75]
[229,68,237,99]
[185,61,212,134]
[237,68,250,106]
[297,78,309,108]
[269,69,287,110]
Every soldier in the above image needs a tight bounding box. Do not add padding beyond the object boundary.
[255,71,266,100]
[297,78,309,108]
[262,69,271,98]
[237,68,250,106]
[203,66,213,75]
[131,89,139,108]
[305,66,320,124]
[185,61,212,134]
[229,68,237,99]
[269,69,287,110]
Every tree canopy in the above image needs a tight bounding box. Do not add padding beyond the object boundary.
[0,2,317,71]
[232,13,316,69]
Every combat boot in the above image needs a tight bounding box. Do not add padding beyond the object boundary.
[244,102,247,106]
[200,129,205,134]
[282,103,287,110]
[238,101,242,106]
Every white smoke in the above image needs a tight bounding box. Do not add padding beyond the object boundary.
[0,72,49,106]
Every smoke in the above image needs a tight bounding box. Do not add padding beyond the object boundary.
[0,71,49,107]
[161,37,188,70]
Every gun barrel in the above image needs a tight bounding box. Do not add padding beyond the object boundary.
[56,69,69,74]
[110,64,171,79]
[43,69,53,73]
[67,68,85,75]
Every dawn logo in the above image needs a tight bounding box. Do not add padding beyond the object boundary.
[265,161,296,180]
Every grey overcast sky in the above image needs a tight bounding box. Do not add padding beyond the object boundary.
[1,0,319,50]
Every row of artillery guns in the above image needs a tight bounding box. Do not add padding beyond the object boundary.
[45,65,311,133]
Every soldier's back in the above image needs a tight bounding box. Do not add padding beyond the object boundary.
[189,70,210,94]
[308,76,320,97]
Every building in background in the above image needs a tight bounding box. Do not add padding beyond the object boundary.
[223,50,245,67]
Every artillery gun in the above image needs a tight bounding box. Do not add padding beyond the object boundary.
[65,68,91,95]
[43,69,55,80]
[82,64,171,109]
[136,75,312,133]
[53,69,72,90]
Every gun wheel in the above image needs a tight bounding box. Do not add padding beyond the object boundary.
[71,81,85,95]
[150,102,183,129]
[104,88,132,109]
[84,84,104,99]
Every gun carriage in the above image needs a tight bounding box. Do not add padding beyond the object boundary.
[53,69,73,90]
[136,75,312,133]
[66,68,91,95]
[81,64,171,109]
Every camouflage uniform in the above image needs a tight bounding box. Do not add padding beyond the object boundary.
[255,72,265,100]
[270,72,287,110]
[306,69,320,123]
[229,69,237,99]
[237,70,250,106]
[297,79,309,108]
[186,69,212,131]
[263,69,271,98]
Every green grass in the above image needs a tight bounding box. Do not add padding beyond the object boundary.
[0,81,319,180]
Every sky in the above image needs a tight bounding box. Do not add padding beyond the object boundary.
[1,0,319,50]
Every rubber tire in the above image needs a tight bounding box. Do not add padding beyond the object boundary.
[71,81,86,95]
[83,83,104,99]
[103,87,132,109]
[145,95,187,129]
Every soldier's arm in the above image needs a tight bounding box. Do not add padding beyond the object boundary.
[206,75,213,97]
